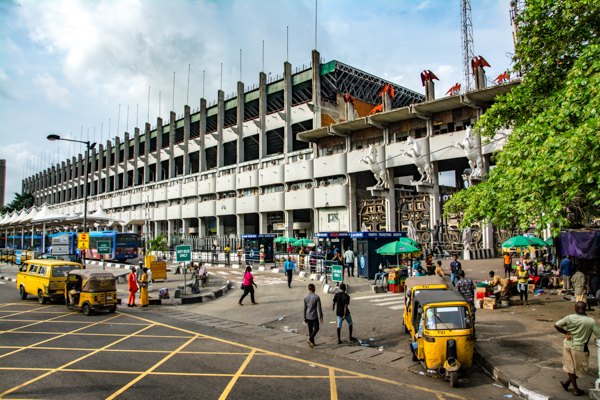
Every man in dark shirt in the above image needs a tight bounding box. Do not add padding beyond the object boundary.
[303,284,323,348]
[332,283,356,344]
[450,255,462,287]
[455,270,476,325]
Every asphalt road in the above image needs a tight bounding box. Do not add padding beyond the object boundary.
[0,277,512,399]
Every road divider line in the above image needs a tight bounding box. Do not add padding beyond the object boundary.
[353,294,404,300]
[218,349,256,400]
[329,368,338,400]
[372,300,406,306]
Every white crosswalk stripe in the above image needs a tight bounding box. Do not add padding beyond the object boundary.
[353,293,405,310]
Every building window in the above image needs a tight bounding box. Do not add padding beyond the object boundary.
[261,158,283,168]
[262,184,285,194]
[328,214,339,223]
[288,152,313,163]
[350,128,383,151]
[317,136,346,157]
[240,188,258,197]
[288,180,313,190]
[318,175,346,186]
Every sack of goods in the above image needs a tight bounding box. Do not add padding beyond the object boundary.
[158,288,170,299]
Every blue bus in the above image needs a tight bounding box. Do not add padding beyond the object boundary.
[85,231,139,261]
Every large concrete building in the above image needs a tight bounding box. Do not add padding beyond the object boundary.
[22,51,520,255]
[0,159,5,207]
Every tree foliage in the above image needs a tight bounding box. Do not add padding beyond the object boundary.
[445,0,600,234]
[0,192,35,214]
[147,235,169,253]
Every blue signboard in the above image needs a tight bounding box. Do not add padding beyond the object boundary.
[350,231,407,239]
[241,234,278,239]
[16,250,22,265]
[314,232,351,238]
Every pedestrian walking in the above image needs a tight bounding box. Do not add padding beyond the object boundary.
[571,267,587,306]
[238,265,258,305]
[450,255,462,287]
[561,255,575,291]
[517,264,530,306]
[332,283,356,344]
[136,262,144,281]
[212,244,218,262]
[554,301,600,396]
[139,267,149,307]
[455,270,475,324]
[285,256,296,288]
[503,252,512,278]
[127,267,138,307]
[303,283,323,348]
[344,247,355,277]
[259,244,265,266]
[425,252,433,275]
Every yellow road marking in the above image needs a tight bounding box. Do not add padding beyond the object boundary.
[218,349,256,400]
[0,313,73,335]
[0,314,122,359]
[0,331,197,338]
[124,313,469,400]
[0,319,152,325]
[104,334,199,400]
[0,323,155,398]
[329,368,338,400]
[0,346,259,355]
[0,305,56,319]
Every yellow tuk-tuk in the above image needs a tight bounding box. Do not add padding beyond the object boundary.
[408,290,475,387]
[65,270,118,315]
[403,276,448,333]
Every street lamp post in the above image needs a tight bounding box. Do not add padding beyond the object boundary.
[47,135,96,268]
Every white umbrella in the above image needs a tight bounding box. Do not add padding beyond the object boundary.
[32,205,68,253]
[0,213,11,227]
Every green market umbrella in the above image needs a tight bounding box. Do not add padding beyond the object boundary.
[398,237,419,247]
[545,237,554,246]
[273,236,288,244]
[528,237,547,247]
[292,238,315,247]
[282,237,298,244]
[376,241,421,272]
[501,235,538,249]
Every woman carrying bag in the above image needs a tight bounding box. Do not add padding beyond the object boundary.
[239,265,258,305]
[139,268,149,307]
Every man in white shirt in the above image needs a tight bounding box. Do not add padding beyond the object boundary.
[344,247,355,277]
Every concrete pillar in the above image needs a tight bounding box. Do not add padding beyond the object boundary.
[90,149,97,196]
[236,81,245,164]
[385,168,397,232]
[348,174,358,232]
[183,105,191,175]
[430,161,442,248]
[382,92,393,112]
[197,217,204,237]
[156,118,163,181]
[123,132,130,189]
[258,73,267,159]
[182,218,190,237]
[77,154,83,198]
[133,127,140,185]
[283,61,293,154]
[345,101,355,122]
[236,214,245,236]
[167,220,172,245]
[216,216,224,236]
[199,99,207,172]
[311,50,322,129]
[425,80,435,102]
[169,111,176,178]
[285,210,294,238]
[258,213,268,234]
[105,141,111,192]
[114,136,122,190]
[217,90,225,168]
[143,123,151,183]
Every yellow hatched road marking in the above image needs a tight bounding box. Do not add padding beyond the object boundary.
[329,368,338,400]
[218,349,256,400]
[104,334,200,400]
[0,323,155,398]
[0,319,152,325]
[0,346,259,355]
[0,305,56,319]
[0,314,73,335]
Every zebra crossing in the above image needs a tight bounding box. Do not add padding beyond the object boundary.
[353,293,405,310]
[214,270,294,286]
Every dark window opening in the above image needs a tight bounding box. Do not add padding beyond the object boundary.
[110,152,115,166]
[224,108,237,128]
[174,155,184,176]
[267,92,284,113]
[128,146,134,159]
[161,132,170,149]
[291,81,313,105]
[137,167,144,185]
[117,173,124,190]
[190,121,200,139]
[243,135,260,161]
[148,164,156,182]
[109,176,115,192]
[189,151,200,174]
[150,137,157,152]
[119,149,124,162]
[292,121,312,151]
[266,128,284,155]
[160,160,169,180]
[206,115,217,134]
[205,147,217,170]
[223,141,237,166]
[127,170,134,188]
[244,99,259,121]
[175,127,184,144]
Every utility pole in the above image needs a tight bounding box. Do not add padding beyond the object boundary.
[461,0,475,91]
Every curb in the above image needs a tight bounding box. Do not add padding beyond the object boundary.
[474,348,555,400]
[149,276,232,306]
[0,276,17,283]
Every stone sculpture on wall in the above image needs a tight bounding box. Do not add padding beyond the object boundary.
[360,145,388,189]
[454,126,482,178]
[400,137,432,184]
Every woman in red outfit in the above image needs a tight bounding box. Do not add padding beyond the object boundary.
[128,267,139,307]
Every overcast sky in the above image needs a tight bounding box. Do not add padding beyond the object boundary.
[0,0,514,203]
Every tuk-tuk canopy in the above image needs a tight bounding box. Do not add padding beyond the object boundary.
[68,270,116,292]
[413,290,468,308]
[405,276,448,292]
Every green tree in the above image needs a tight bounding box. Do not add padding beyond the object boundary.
[0,192,35,214]
[445,0,600,234]
[147,235,169,253]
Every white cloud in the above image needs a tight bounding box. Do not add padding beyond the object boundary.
[33,73,72,109]
[416,1,431,11]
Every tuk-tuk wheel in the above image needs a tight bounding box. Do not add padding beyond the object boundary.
[38,291,47,304]
[82,303,92,316]
[19,286,27,300]
[109,305,117,313]
[450,371,458,387]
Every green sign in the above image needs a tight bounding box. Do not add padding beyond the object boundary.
[176,245,192,262]
[97,241,112,255]
[332,265,343,282]
[45,255,57,260]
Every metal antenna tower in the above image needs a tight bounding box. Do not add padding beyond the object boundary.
[461,0,475,91]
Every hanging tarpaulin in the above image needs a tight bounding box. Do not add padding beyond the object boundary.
[557,231,600,259]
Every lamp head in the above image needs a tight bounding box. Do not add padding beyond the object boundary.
[90,142,97,150]
[47,134,61,141]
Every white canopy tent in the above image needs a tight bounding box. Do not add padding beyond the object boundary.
[32,205,68,252]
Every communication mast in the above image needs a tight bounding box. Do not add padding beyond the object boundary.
[461,0,475,91]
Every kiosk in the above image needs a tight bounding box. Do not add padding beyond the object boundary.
[314,232,351,253]
[351,232,407,279]
[241,234,277,263]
